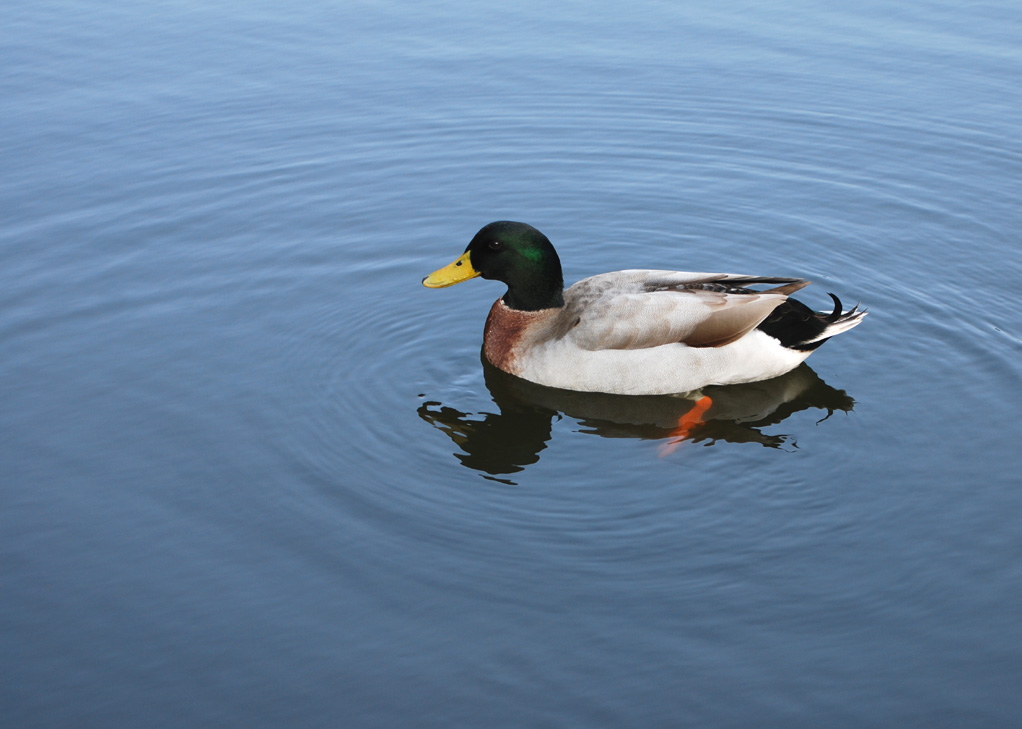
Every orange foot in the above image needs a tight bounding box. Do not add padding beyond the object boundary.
[658,395,713,457]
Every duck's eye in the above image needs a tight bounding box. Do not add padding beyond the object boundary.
[487,240,503,251]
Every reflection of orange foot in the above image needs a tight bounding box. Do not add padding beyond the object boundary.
[658,395,713,457]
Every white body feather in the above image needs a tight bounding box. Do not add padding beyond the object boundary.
[516,327,812,395]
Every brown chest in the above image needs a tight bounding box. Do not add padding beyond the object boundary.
[482,300,544,374]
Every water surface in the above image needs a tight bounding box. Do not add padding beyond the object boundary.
[3,1,1021,727]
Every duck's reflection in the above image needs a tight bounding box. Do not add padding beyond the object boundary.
[418,356,855,478]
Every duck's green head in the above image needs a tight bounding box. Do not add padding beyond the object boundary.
[423,221,565,311]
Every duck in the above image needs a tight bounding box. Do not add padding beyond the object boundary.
[423,221,866,396]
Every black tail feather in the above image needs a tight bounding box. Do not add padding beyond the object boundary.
[825,293,843,322]
[757,292,865,351]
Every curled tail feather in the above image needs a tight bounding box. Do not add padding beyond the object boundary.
[757,292,867,351]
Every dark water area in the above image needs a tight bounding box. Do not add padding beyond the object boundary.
[3,1,1021,726]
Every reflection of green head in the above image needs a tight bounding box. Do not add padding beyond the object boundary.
[465,221,565,311]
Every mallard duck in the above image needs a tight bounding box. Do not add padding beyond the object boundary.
[423,221,865,396]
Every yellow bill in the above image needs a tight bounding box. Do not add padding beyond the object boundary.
[422,251,480,288]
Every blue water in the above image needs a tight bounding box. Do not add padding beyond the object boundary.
[3,1,1021,726]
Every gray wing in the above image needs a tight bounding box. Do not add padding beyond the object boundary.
[558,270,810,350]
